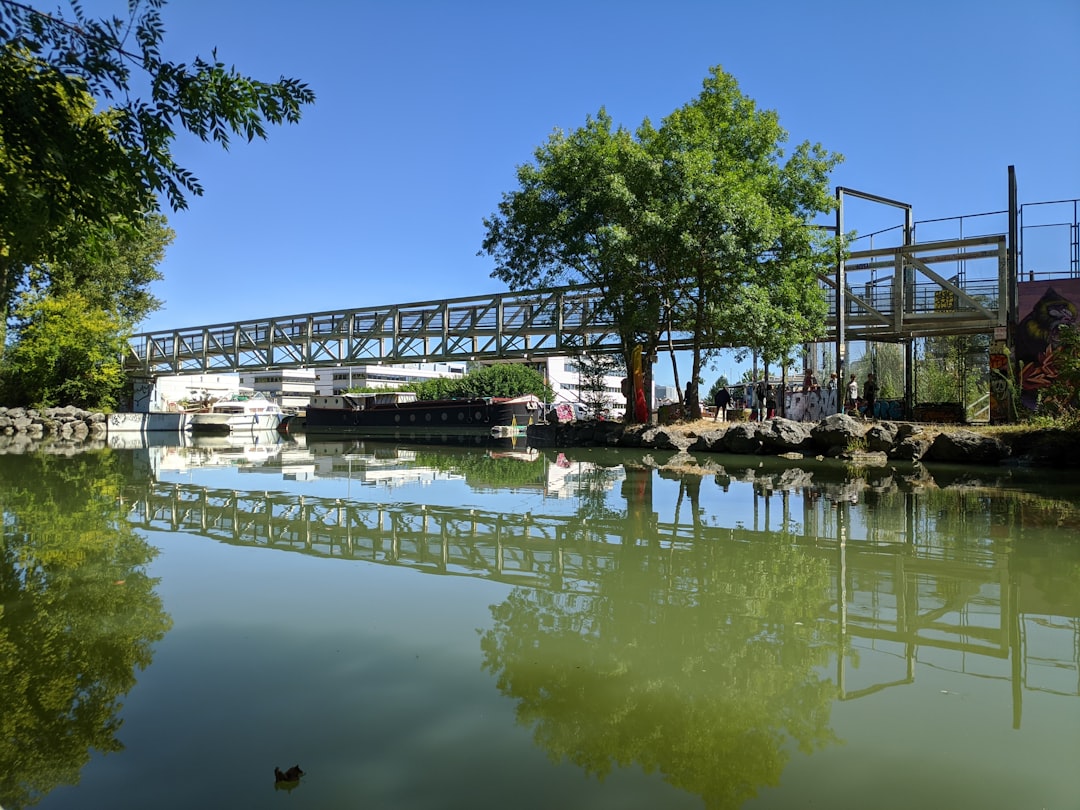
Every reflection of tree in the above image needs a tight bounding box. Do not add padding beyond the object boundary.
[0,451,171,809]
[480,489,837,809]
[413,447,547,489]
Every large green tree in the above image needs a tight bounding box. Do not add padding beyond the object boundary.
[0,214,173,409]
[649,69,840,416]
[481,67,839,421]
[480,110,668,420]
[0,0,315,331]
[0,291,129,409]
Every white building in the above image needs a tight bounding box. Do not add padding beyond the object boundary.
[313,362,467,395]
[523,356,628,419]
[239,369,319,411]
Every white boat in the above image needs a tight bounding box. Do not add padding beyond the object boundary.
[188,393,284,434]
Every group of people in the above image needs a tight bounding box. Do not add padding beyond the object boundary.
[846,372,877,418]
[711,370,879,422]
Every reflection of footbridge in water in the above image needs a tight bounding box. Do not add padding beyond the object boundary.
[126,476,1079,723]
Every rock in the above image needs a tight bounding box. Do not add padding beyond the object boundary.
[891,435,933,461]
[761,418,815,454]
[724,422,764,454]
[810,413,867,454]
[688,430,727,453]
[926,430,1010,464]
[865,421,900,452]
[839,450,889,467]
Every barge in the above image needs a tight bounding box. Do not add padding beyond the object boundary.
[284,391,542,439]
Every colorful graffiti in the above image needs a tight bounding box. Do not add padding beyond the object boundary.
[988,346,1012,423]
[1015,279,1080,411]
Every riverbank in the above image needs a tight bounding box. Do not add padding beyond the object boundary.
[0,406,107,442]
[528,413,1080,467]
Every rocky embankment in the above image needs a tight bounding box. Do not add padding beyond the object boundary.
[529,413,1080,468]
[0,406,108,451]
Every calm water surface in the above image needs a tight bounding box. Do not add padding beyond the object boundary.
[1,433,1078,809]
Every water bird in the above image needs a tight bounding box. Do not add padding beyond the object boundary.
[274,765,304,784]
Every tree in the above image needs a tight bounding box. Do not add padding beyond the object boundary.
[26,213,173,325]
[480,110,667,420]
[0,0,315,331]
[481,67,839,421]
[0,291,129,409]
[574,352,623,418]
[408,363,553,401]
[0,214,172,408]
[650,68,840,417]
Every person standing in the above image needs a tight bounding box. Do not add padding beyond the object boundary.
[846,373,859,415]
[862,373,877,420]
[713,386,731,422]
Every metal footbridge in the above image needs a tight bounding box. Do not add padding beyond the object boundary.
[126,234,1008,376]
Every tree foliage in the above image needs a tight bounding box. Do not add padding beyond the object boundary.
[480,111,662,414]
[481,66,840,420]
[572,352,623,418]
[407,363,553,401]
[0,450,172,807]
[0,291,129,409]
[480,467,837,809]
[0,0,314,330]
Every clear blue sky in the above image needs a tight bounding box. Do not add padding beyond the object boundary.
[85,0,1079,386]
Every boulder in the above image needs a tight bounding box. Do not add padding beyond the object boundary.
[761,418,815,454]
[724,422,764,454]
[891,435,933,461]
[865,421,900,453]
[810,413,867,454]
[926,430,1010,464]
[688,430,727,453]
[643,427,695,451]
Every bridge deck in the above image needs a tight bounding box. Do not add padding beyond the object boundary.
[127,236,1008,375]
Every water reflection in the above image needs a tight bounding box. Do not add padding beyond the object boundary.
[0,451,172,808]
[4,436,1079,808]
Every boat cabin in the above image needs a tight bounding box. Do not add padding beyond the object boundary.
[308,391,419,411]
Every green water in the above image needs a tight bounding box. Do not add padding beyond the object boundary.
[1,435,1078,809]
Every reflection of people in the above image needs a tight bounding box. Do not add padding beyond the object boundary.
[862,373,877,419]
[713,387,731,422]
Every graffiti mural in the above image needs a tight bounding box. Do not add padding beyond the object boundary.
[988,346,1012,423]
[787,387,838,422]
[1015,280,1080,411]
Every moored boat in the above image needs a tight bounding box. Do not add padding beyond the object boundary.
[289,391,541,439]
[188,393,284,434]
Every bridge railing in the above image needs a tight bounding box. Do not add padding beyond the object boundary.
[128,235,1009,375]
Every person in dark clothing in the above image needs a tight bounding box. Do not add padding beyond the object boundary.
[713,386,731,422]
[862,373,877,419]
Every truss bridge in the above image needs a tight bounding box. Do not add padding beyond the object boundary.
[125,235,1008,376]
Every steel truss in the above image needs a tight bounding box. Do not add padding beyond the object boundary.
[126,235,1007,376]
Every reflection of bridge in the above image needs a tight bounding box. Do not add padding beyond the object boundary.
[126,478,1078,724]
[125,235,1009,375]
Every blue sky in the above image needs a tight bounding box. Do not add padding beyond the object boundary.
[83,0,1079,386]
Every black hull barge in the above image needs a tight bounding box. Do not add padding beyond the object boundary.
[287,392,542,439]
